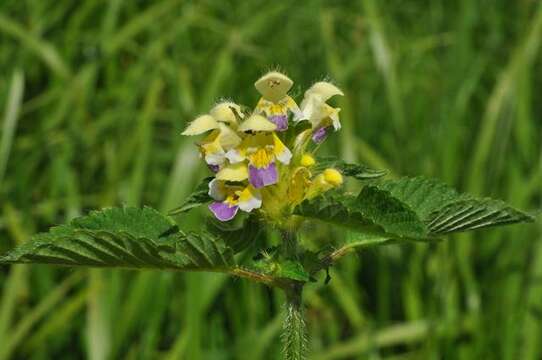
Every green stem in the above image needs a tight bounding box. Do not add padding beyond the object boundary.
[280,230,306,360]
[283,283,306,360]
[280,229,299,259]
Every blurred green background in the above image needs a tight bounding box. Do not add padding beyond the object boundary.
[0,0,541,359]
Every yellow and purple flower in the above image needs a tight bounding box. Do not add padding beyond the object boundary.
[298,82,344,143]
[182,102,243,171]
[226,115,292,188]
[181,72,345,222]
[254,72,302,131]
[207,179,262,221]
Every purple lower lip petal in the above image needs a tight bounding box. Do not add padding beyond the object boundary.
[249,162,278,188]
[312,126,330,144]
[207,164,220,173]
[268,115,288,131]
[208,202,239,221]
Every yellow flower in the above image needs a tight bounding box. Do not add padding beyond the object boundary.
[208,179,262,221]
[297,82,344,143]
[254,72,301,131]
[182,102,244,167]
[197,123,241,166]
[181,72,347,223]
[226,131,292,189]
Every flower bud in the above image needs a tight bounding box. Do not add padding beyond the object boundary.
[323,168,343,186]
[300,154,315,167]
[305,168,343,200]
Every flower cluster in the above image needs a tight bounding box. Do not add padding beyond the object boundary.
[182,71,344,222]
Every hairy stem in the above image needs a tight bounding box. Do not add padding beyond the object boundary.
[280,229,299,259]
[280,229,307,359]
[283,283,306,360]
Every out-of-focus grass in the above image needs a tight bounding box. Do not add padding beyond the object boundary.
[0,0,540,359]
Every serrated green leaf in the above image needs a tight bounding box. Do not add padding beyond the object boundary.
[295,188,428,240]
[295,176,534,240]
[168,177,212,215]
[294,191,373,231]
[206,214,262,253]
[373,177,535,235]
[315,156,387,180]
[0,207,235,271]
[375,177,466,219]
[355,185,429,238]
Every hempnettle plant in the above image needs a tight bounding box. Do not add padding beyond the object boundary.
[0,71,535,359]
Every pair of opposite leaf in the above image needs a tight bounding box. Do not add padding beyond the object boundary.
[0,71,535,283]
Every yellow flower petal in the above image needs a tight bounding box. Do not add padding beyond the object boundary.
[288,167,311,205]
[254,71,293,103]
[249,148,274,168]
[238,114,277,132]
[200,133,225,165]
[182,114,218,135]
[237,185,262,212]
[272,132,292,165]
[286,96,303,119]
[225,148,246,163]
[305,82,344,101]
[217,123,242,149]
[300,95,341,130]
[305,174,330,200]
[216,163,248,182]
[293,129,312,153]
[328,106,341,130]
[210,102,242,124]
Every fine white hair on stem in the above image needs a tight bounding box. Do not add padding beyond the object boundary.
[282,299,307,360]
